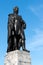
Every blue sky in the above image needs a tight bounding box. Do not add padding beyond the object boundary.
[0,0,43,65]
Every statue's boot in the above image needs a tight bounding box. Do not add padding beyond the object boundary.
[7,48,11,52]
[22,40,30,52]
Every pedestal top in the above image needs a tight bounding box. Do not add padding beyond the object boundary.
[4,50,31,65]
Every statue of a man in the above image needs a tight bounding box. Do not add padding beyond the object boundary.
[7,7,26,52]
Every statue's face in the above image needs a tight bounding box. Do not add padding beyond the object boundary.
[13,7,19,14]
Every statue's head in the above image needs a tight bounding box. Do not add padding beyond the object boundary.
[13,6,19,14]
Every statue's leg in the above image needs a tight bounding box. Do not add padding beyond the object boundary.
[13,36,17,50]
[7,26,12,52]
[20,32,26,50]
[22,39,25,50]
[18,38,22,49]
[7,38,12,52]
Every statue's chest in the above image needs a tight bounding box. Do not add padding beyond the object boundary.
[11,15,20,28]
[11,15,18,20]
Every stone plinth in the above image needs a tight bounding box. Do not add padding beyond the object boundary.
[4,50,31,65]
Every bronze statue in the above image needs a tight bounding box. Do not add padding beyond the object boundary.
[7,7,26,52]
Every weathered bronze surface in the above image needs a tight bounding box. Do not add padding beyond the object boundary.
[7,7,26,52]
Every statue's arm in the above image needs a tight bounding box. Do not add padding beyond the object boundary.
[7,16,10,43]
[20,16,26,29]
[22,20,26,29]
[8,15,12,26]
[7,15,12,40]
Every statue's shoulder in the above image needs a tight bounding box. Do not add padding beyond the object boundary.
[18,15,22,18]
[18,15,22,19]
[8,13,14,17]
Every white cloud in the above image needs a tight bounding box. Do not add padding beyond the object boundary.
[26,5,43,51]
[30,4,43,21]
[28,29,43,51]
